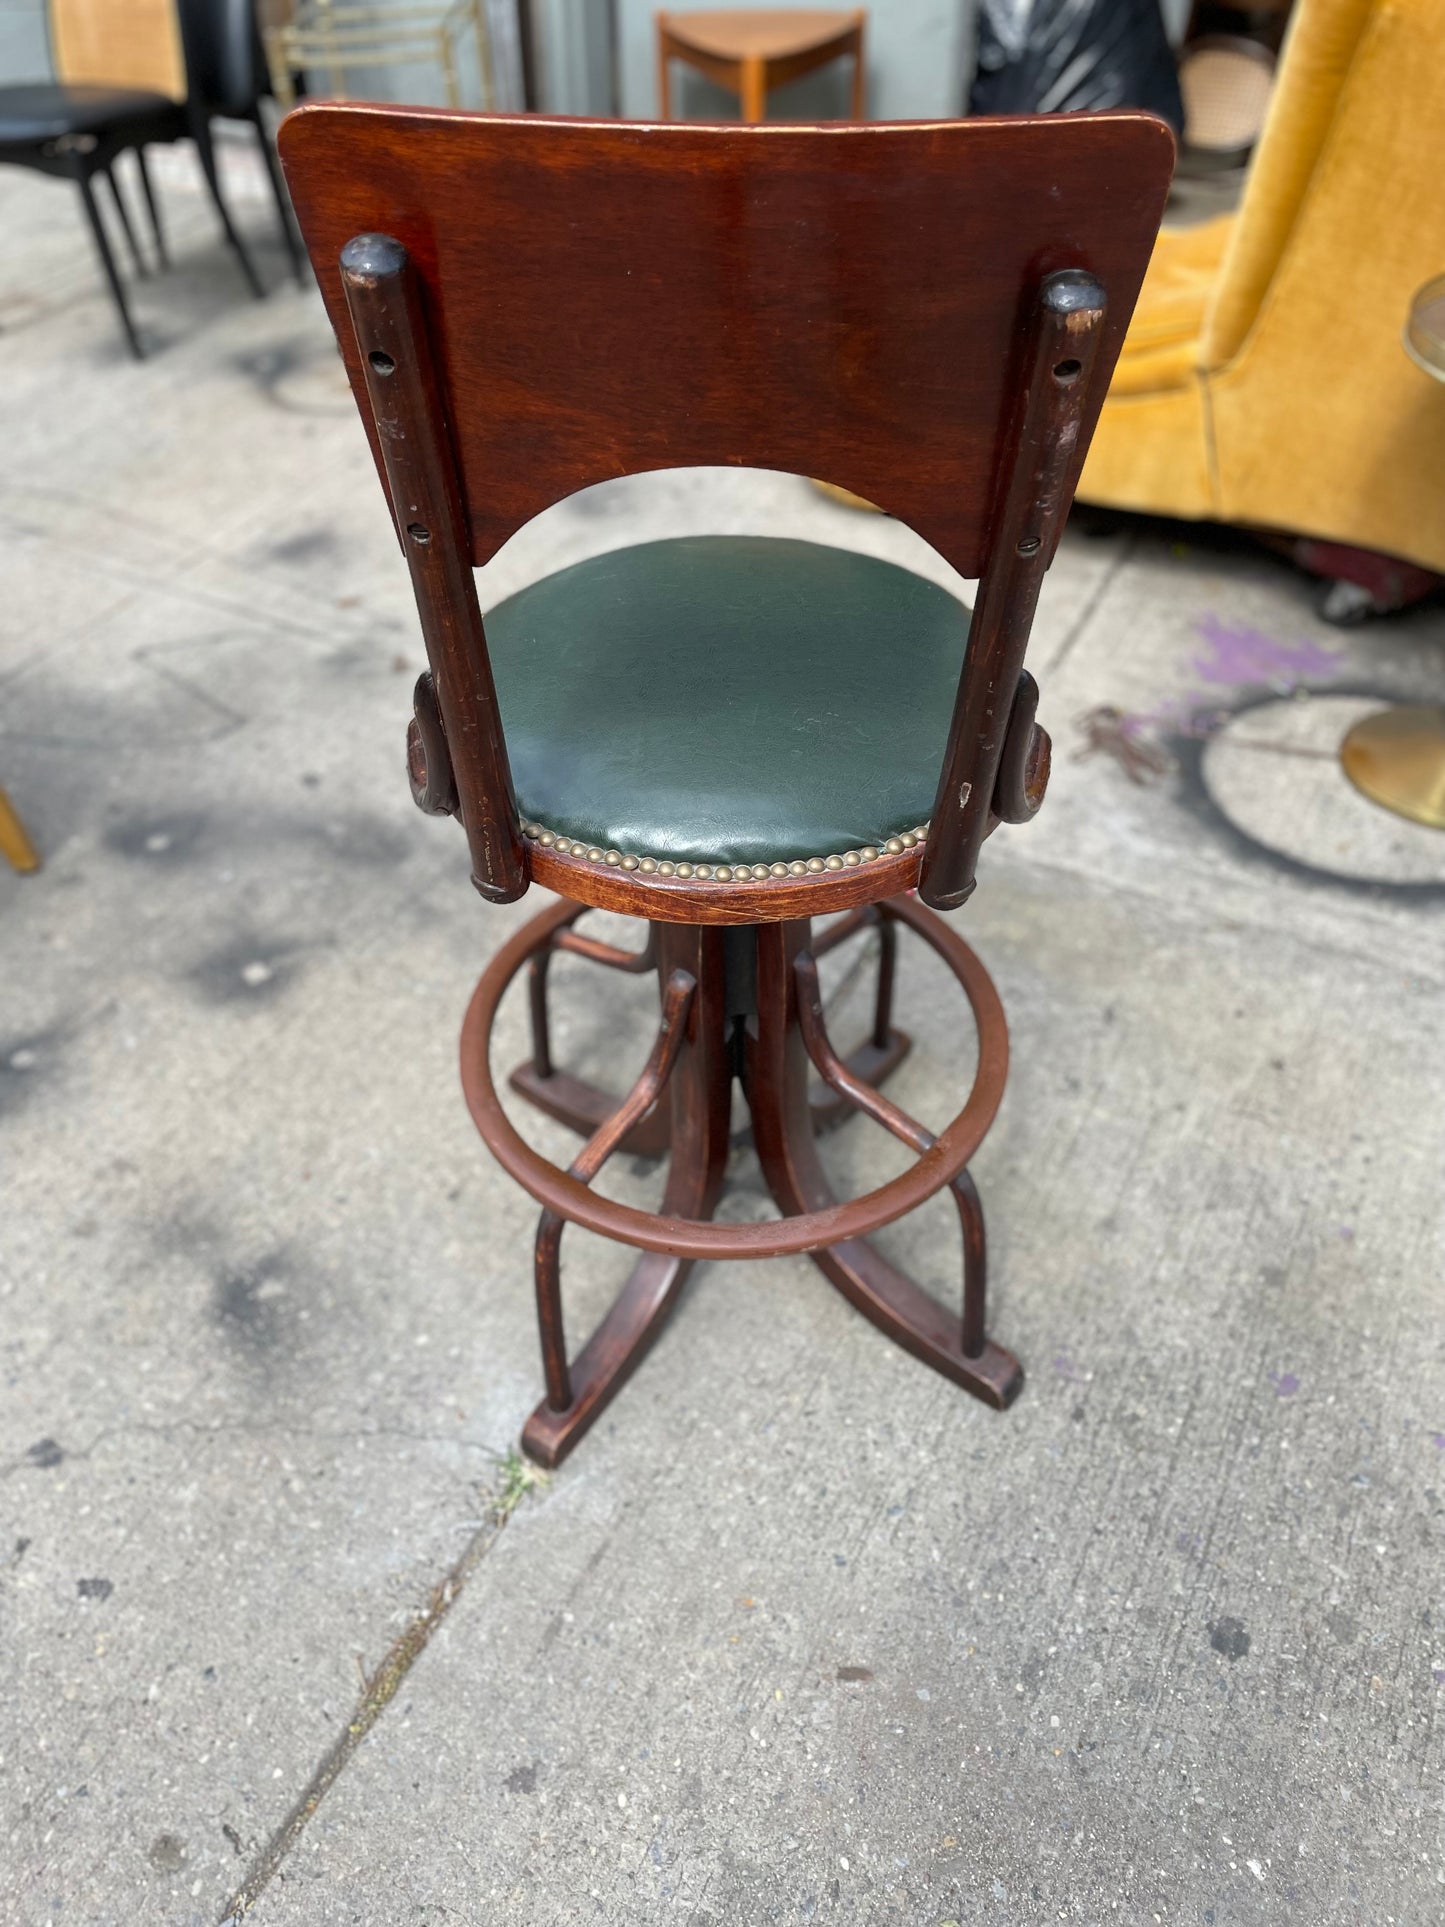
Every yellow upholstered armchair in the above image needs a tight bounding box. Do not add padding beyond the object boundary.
[1079,0,1445,601]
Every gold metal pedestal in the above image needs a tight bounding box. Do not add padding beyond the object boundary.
[1335,276,1445,831]
[1340,705,1445,830]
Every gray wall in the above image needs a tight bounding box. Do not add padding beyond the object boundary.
[0,0,48,79]
[0,0,1194,117]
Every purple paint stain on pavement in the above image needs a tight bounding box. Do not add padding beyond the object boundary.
[1430,1433,1445,1451]
[1191,616,1344,689]
[1053,1356,1087,1384]
[1270,1370,1300,1398]
[1435,1668,1445,1685]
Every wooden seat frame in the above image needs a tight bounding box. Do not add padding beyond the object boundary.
[278,106,1173,1464]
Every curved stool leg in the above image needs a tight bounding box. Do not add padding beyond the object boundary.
[508,908,671,1160]
[808,905,912,1135]
[522,925,732,1465]
[747,920,1022,1409]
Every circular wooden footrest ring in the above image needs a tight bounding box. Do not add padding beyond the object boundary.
[460,894,1007,1262]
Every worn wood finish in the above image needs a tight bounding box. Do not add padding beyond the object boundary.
[793,944,990,1362]
[338,234,525,902]
[508,902,670,1159]
[278,106,1172,1456]
[749,915,1019,1405]
[919,269,1107,909]
[522,921,732,1466]
[657,9,865,123]
[526,834,927,925]
[279,107,1171,578]
[486,893,1017,1462]
[531,962,697,1408]
[513,903,905,1150]
[461,894,1007,1260]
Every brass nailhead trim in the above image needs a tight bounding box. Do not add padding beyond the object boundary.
[521,820,929,877]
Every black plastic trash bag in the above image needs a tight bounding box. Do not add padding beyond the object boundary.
[969,0,1185,133]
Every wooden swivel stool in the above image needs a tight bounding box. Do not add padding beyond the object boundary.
[657,10,865,121]
[279,104,1172,1466]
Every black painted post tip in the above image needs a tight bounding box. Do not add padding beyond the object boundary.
[339,232,408,283]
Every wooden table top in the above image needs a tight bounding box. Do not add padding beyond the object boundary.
[662,9,861,63]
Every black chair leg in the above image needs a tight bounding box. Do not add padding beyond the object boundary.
[252,110,304,283]
[189,110,264,298]
[102,162,150,277]
[135,145,168,269]
[75,169,143,359]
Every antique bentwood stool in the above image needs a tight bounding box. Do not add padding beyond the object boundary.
[279,104,1172,1465]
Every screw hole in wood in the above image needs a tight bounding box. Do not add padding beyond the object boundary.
[369,349,396,375]
[1052,357,1082,383]
[407,523,431,544]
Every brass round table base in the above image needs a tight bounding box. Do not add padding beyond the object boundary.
[1339,704,1445,830]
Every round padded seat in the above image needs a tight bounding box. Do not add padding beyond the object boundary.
[0,83,177,145]
[484,536,969,866]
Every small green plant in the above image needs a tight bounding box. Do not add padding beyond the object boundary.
[488,1447,549,1524]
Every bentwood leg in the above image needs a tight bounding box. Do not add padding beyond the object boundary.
[521,923,732,1465]
[508,907,671,1159]
[806,906,912,1135]
[746,919,1022,1409]
[75,167,142,358]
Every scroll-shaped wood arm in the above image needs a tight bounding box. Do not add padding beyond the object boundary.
[339,232,526,903]
[920,269,1107,910]
[406,670,459,816]
[534,965,697,1409]
[992,668,1051,825]
[794,948,988,1357]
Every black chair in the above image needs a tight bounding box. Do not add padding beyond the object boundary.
[0,0,297,358]
[175,0,304,284]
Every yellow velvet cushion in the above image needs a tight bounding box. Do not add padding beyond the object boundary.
[1200,0,1373,367]
[1108,215,1233,396]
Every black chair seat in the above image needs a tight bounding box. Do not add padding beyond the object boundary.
[0,82,178,146]
[485,536,969,866]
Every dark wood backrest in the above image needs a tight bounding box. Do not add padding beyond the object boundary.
[278,106,1172,907]
[281,105,1170,575]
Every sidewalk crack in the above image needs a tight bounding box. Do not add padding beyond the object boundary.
[217,1451,549,1922]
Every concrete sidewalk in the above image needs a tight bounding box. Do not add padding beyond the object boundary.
[2,162,1443,1926]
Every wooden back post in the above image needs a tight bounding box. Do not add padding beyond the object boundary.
[279,107,1173,909]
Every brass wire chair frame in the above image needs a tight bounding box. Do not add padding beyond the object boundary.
[263,0,494,111]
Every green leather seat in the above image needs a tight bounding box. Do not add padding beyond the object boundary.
[484,535,970,867]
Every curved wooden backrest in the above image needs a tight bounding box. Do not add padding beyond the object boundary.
[279,105,1173,579]
[49,0,187,99]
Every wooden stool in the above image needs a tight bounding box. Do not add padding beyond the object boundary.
[279,104,1172,1465]
[657,9,865,121]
